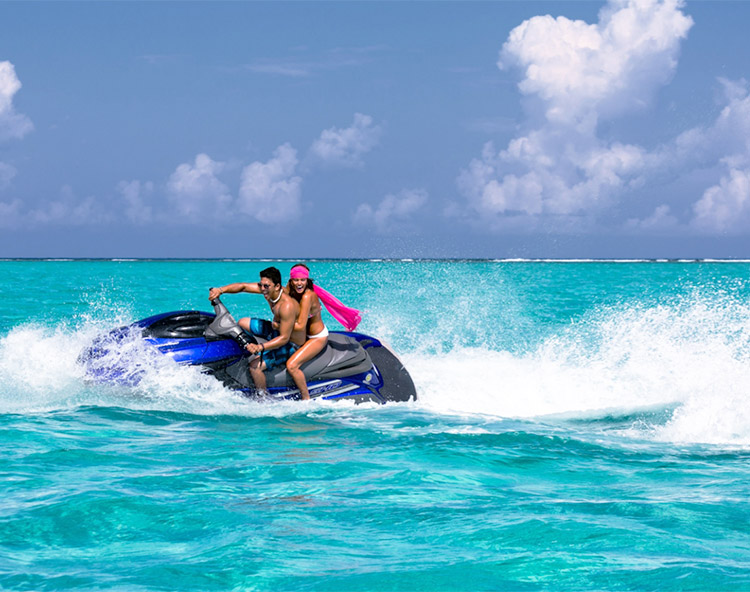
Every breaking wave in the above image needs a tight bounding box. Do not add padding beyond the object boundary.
[2,294,750,446]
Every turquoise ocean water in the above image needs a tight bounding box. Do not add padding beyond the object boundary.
[2,259,750,590]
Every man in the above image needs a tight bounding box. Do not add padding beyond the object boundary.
[208,267,305,392]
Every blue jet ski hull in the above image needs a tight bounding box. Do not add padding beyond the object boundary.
[79,309,416,404]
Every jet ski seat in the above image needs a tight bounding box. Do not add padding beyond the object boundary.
[262,332,372,387]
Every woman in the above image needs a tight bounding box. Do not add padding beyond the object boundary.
[284,264,361,400]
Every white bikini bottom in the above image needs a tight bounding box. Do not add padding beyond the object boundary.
[307,326,329,339]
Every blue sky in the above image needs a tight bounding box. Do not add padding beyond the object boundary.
[2,0,750,258]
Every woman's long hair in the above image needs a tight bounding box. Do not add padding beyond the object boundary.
[287,264,315,303]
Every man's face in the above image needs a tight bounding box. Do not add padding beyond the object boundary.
[259,278,276,296]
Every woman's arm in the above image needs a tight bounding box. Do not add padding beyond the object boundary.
[294,291,313,332]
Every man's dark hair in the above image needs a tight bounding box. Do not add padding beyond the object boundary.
[260,266,282,286]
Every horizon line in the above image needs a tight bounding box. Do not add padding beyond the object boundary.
[2,257,750,264]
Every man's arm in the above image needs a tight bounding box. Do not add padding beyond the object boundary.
[209,283,261,300]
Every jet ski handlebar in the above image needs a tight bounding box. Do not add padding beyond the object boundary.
[205,294,257,349]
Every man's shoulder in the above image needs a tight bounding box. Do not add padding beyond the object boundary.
[279,294,300,314]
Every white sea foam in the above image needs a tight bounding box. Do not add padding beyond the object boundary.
[0,318,346,418]
[4,296,750,446]
[407,297,750,447]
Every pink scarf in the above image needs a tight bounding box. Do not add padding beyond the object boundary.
[290,265,362,332]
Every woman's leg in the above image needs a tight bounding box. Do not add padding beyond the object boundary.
[286,337,328,400]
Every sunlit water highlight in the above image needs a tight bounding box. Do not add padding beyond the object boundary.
[2,260,750,590]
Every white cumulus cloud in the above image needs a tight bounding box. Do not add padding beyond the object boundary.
[238,143,302,223]
[0,61,32,192]
[652,78,750,232]
[0,61,33,142]
[0,198,22,228]
[458,0,692,225]
[355,188,428,233]
[118,180,154,225]
[649,79,750,177]
[625,204,679,232]
[692,168,750,233]
[27,185,111,226]
[499,0,693,130]
[0,186,111,228]
[309,113,381,167]
[166,154,232,221]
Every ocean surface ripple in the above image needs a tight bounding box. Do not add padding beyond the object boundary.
[2,260,750,590]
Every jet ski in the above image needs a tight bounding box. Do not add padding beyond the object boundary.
[79,297,416,404]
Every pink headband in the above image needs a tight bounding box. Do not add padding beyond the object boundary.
[290,265,309,279]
